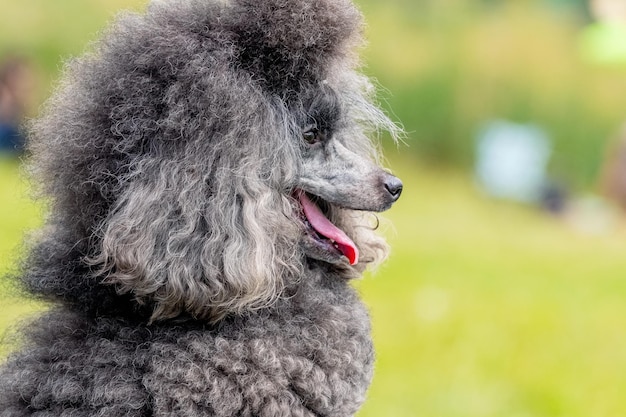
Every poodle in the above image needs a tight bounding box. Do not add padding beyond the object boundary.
[0,0,402,415]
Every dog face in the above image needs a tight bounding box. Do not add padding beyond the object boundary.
[293,85,402,266]
[27,0,401,322]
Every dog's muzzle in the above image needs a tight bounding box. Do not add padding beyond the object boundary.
[295,172,402,266]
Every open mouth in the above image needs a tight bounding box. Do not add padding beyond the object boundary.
[295,190,359,265]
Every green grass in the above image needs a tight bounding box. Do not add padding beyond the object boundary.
[357,154,626,417]
[3,155,626,416]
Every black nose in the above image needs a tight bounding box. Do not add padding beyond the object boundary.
[384,175,403,202]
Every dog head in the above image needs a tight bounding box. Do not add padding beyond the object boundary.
[291,81,402,267]
[28,0,401,322]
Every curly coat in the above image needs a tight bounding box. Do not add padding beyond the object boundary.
[0,0,401,415]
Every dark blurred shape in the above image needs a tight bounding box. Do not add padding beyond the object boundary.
[0,55,35,156]
[539,180,569,214]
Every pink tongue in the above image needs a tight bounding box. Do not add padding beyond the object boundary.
[298,191,359,265]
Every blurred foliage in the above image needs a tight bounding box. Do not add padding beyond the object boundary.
[359,0,626,189]
[2,0,624,189]
[0,0,146,106]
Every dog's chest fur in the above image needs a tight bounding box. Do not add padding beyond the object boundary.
[0,270,373,417]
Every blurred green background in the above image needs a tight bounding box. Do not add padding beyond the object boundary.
[3,1,626,416]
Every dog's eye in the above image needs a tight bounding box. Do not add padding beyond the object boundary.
[302,125,322,145]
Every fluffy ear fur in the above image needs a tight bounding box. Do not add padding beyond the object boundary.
[86,97,303,322]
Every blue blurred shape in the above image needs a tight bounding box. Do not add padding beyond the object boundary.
[0,123,25,155]
[476,120,551,203]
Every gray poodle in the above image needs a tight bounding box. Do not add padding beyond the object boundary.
[0,0,402,415]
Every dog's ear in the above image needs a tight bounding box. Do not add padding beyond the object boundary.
[229,0,364,92]
[87,96,304,323]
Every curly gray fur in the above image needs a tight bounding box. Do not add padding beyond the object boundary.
[0,0,401,415]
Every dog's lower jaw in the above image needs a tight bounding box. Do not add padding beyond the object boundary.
[301,234,351,266]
